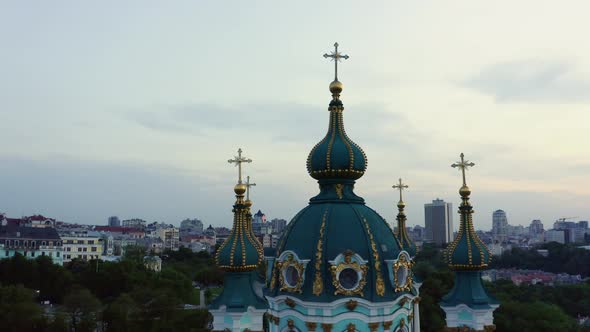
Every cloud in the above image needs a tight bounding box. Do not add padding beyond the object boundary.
[464,60,590,103]
[127,102,414,145]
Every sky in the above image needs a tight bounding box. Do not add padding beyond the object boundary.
[1,1,590,230]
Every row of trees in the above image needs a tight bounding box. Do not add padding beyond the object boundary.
[490,242,590,277]
[0,247,219,331]
[414,243,590,332]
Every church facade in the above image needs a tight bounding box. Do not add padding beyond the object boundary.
[210,43,497,332]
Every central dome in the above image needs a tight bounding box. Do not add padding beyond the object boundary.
[306,80,367,180]
[267,76,410,303]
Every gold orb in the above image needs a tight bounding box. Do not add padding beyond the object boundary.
[234,183,247,195]
[329,80,343,94]
[459,185,471,197]
[244,199,253,207]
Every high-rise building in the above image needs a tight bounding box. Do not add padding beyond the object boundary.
[411,224,425,242]
[424,198,453,245]
[545,229,566,244]
[529,219,544,235]
[270,218,287,234]
[156,225,180,251]
[492,209,508,241]
[108,216,120,227]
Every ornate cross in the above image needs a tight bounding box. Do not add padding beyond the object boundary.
[323,42,349,81]
[227,148,252,184]
[451,153,475,186]
[392,178,408,202]
[245,175,256,200]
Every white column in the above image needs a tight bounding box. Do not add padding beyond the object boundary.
[413,299,421,332]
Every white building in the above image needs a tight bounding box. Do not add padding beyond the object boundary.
[60,230,104,262]
[157,225,180,251]
[545,229,566,244]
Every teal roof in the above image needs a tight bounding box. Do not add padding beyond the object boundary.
[441,271,498,309]
[306,90,367,180]
[209,271,268,311]
[215,186,263,271]
[445,188,492,271]
[267,195,406,302]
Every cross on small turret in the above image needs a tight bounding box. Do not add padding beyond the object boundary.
[451,153,475,186]
[323,42,349,81]
[245,175,256,201]
[227,148,252,184]
[392,178,408,202]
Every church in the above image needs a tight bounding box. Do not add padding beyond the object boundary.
[208,43,497,332]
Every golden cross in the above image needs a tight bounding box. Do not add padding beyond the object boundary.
[245,175,256,200]
[323,42,349,81]
[227,148,252,184]
[451,153,475,186]
[392,178,409,202]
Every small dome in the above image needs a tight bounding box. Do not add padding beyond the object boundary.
[306,98,367,180]
[446,203,492,270]
[215,188,263,271]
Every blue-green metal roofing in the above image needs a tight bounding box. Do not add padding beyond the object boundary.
[209,271,268,311]
[441,271,498,309]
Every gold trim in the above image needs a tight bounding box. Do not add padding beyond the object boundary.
[285,297,295,308]
[326,112,338,170]
[393,254,414,293]
[369,322,380,332]
[334,184,344,199]
[321,323,333,332]
[336,111,355,170]
[279,253,305,293]
[306,322,318,331]
[346,299,358,311]
[361,217,385,296]
[346,323,356,332]
[313,210,328,296]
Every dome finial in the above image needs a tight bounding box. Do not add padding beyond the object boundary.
[392,178,416,256]
[451,152,475,190]
[323,42,349,98]
[392,178,408,204]
[228,148,252,185]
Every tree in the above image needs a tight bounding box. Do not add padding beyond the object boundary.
[0,284,45,331]
[494,301,579,332]
[63,287,102,332]
[102,293,139,332]
[47,313,69,332]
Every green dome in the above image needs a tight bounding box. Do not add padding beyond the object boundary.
[445,187,492,270]
[216,186,263,271]
[306,83,367,180]
[268,191,406,302]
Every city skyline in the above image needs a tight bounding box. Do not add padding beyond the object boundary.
[2,2,590,228]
